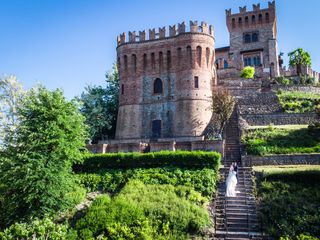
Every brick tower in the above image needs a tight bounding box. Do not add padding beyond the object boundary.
[116,21,216,140]
[225,1,280,77]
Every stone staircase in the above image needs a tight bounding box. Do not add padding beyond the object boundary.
[224,108,241,166]
[212,167,263,240]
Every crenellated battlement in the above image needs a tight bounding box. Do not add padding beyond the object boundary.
[226,1,275,16]
[117,21,214,46]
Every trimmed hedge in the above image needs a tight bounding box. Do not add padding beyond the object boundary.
[74,151,221,172]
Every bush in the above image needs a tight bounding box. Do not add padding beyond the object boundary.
[74,180,210,239]
[75,151,221,171]
[276,76,291,85]
[240,66,255,79]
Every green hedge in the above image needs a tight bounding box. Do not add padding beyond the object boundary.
[75,151,221,171]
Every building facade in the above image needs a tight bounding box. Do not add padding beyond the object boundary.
[116,21,216,141]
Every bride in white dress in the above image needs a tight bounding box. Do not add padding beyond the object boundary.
[226,165,237,197]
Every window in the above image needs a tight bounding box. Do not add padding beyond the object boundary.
[244,55,261,67]
[194,76,199,88]
[132,54,137,73]
[167,50,171,70]
[215,59,219,69]
[245,16,249,24]
[258,14,263,23]
[152,120,161,138]
[232,18,235,28]
[252,15,256,23]
[154,78,163,94]
[143,53,147,71]
[244,34,251,43]
[266,12,270,22]
[121,84,124,95]
[252,32,259,42]
[159,52,163,70]
[151,53,155,69]
[187,46,192,66]
[206,48,210,67]
[224,60,228,69]
[196,46,202,67]
[238,17,242,25]
[124,55,128,70]
[253,56,261,66]
[117,57,121,69]
[177,47,182,65]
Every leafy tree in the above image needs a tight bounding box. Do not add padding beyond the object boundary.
[79,64,119,143]
[0,86,87,226]
[240,66,255,79]
[0,75,24,149]
[288,48,312,76]
[210,88,235,135]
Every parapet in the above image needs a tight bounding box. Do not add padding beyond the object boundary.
[117,21,214,46]
[225,1,275,16]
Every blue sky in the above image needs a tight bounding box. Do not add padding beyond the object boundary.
[0,0,319,99]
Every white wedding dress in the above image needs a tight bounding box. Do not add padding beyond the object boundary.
[226,170,237,197]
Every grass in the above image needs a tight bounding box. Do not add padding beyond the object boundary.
[254,166,320,239]
[277,91,320,113]
[243,126,320,155]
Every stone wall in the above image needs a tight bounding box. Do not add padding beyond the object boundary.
[272,85,320,94]
[242,112,319,126]
[242,154,320,166]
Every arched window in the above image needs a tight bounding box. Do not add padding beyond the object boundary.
[196,46,202,67]
[245,16,249,24]
[266,12,270,22]
[124,55,128,70]
[238,17,242,25]
[159,52,163,70]
[244,33,251,43]
[258,14,263,23]
[232,18,236,28]
[143,53,147,71]
[167,50,171,70]
[252,15,256,23]
[154,78,163,94]
[224,60,228,69]
[252,32,259,42]
[132,54,137,73]
[151,53,155,69]
[206,48,210,67]
[187,46,192,66]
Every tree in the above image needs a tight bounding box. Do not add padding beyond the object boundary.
[240,66,255,79]
[0,86,87,226]
[288,48,311,76]
[0,75,24,149]
[210,88,235,135]
[78,64,119,143]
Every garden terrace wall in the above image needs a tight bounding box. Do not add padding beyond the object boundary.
[272,85,320,94]
[74,151,221,171]
[242,113,320,126]
[242,154,320,166]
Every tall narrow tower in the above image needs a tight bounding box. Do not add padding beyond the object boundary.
[115,21,216,140]
[226,1,279,77]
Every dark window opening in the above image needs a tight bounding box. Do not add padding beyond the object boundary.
[121,84,124,95]
[215,59,219,69]
[252,15,256,23]
[224,60,228,69]
[232,18,236,28]
[159,52,163,71]
[196,46,202,67]
[124,55,128,70]
[187,46,192,66]
[245,16,249,24]
[167,50,171,70]
[154,78,163,94]
[252,32,259,42]
[132,54,137,73]
[151,52,155,69]
[143,53,147,71]
[244,34,251,43]
[258,14,263,23]
[238,17,242,25]
[194,76,199,88]
[266,12,270,22]
[152,120,161,138]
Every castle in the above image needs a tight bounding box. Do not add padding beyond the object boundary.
[87,1,319,153]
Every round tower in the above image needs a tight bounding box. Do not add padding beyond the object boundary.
[116,21,216,140]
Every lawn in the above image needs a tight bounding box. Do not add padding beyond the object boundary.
[243,125,320,155]
[254,165,320,239]
[277,90,320,113]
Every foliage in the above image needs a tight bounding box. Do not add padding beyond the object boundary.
[0,75,24,149]
[243,126,320,155]
[288,48,312,76]
[0,86,87,226]
[255,168,320,239]
[75,151,221,171]
[277,91,320,113]
[0,218,76,240]
[77,167,218,198]
[209,88,235,135]
[275,76,291,86]
[74,180,210,239]
[78,64,119,143]
[316,104,320,116]
[240,66,255,79]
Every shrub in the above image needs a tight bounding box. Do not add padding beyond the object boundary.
[74,180,210,239]
[240,66,255,79]
[74,151,221,171]
[316,104,320,116]
[276,76,291,85]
